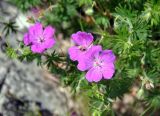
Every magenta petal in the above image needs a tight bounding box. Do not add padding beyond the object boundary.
[23,33,30,45]
[68,46,80,61]
[86,68,102,82]
[88,45,102,57]
[71,31,93,46]
[102,63,115,79]
[101,50,116,63]
[43,38,55,49]
[31,44,45,53]
[77,58,92,71]
[29,22,43,37]
[43,26,55,39]
[77,45,102,71]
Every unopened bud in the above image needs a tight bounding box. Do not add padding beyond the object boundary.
[145,82,154,90]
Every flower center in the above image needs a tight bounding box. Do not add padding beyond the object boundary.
[93,59,103,67]
[38,36,45,43]
[79,46,87,51]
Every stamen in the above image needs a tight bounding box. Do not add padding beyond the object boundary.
[38,36,45,43]
[79,46,87,51]
[93,59,103,68]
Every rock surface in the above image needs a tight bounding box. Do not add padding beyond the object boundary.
[0,52,73,116]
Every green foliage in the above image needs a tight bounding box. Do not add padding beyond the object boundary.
[142,0,160,26]
[2,21,18,37]
[6,47,18,58]
[9,0,42,11]
[106,78,134,98]
[77,0,93,6]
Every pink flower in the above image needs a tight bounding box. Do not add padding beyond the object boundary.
[23,22,56,53]
[68,31,94,61]
[68,31,116,82]
[78,46,116,82]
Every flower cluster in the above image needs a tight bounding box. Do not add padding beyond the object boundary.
[23,25,115,82]
[23,22,56,53]
[68,31,116,82]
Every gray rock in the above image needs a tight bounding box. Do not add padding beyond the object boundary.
[0,52,72,116]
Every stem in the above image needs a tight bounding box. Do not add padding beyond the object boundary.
[79,19,84,31]
[140,105,152,116]
[98,36,104,44]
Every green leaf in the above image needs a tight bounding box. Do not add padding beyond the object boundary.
[6,47,18,58]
